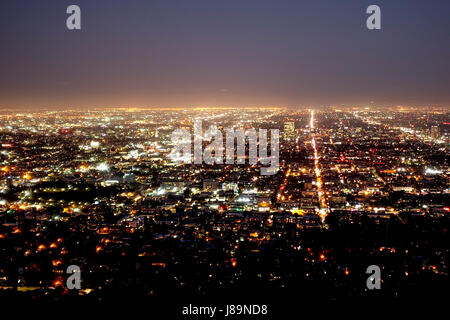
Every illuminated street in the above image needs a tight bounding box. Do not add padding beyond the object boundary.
[310,110,328,221]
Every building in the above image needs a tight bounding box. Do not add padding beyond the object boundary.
[284,121,295,140]
[431,126,440,139]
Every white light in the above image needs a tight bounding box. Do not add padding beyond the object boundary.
[129,150,139,158]
[237,196,250,203]
[96,162,109,172]
[425,168,442,175]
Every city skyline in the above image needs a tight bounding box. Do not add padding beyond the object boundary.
[1,1,449,312]
[0,108,448,308]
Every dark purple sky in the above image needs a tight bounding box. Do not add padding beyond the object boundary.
[0,0,449,109]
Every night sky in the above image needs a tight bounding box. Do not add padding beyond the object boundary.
[0,0,449,109]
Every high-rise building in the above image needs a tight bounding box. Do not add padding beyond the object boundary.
[284,121,295,140]
[431,126,440,139]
